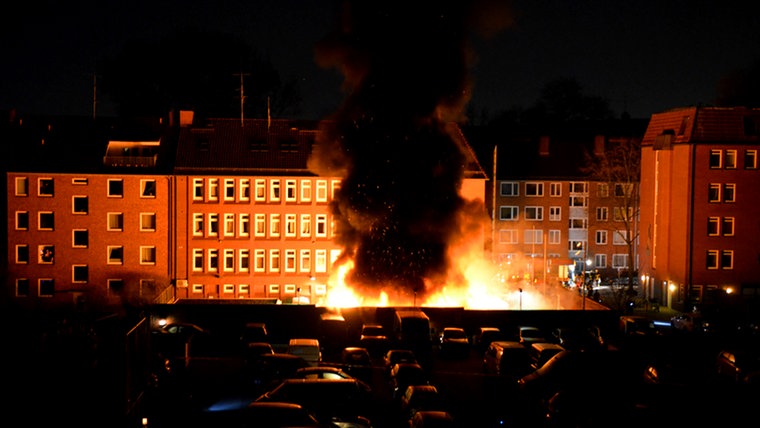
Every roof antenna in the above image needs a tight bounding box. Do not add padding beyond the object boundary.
[233,71,250,127]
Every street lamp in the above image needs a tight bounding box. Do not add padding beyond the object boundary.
[519,288,523,310]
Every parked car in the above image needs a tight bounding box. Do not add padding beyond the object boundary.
[518,326,548,347]
[203,400,325,427]
[438,327,469,358]
[715,347,760,385]
[482,340,534,380]
[240,322,269,346]
[670,312,706,333]
[291,365,354,380]
[250,353,310,390]
[409,410,455,428]
[287,338,322,366]
[389,362,428,399]
[528,342,565,370]
[399,384,444,420]
[472,326,506,352]
[551,325,605,351]
[384,349,418,376]
[341,347,373,383]
[359,323,390,356]
[244,341,275,366]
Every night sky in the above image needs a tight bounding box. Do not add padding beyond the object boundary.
[2,0,759,120]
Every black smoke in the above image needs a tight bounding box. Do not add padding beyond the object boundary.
[309,0,512,301]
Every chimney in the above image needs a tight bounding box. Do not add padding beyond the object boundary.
[539,136,550,156]
[594,135,605,156]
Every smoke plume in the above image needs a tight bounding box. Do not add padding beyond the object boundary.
[309,0,512,301]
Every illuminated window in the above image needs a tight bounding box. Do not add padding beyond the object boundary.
[72,196,88,214]
[331,180,341,200]
[254,214,266,237]
[316,180,328,202]
[500,182,518,196]
[141,179,156,198]
[15,177,28,196]
[301,180,312,202]
[300,249,311,273]
[140,213,156,232]
[270,179,281,202]
[525,182,544,197]
[724,150,737,169]
[285,180,297,202]
[285,214,297,237]
[315,249,327,273]
[300,214,312,237]
[73,229,88,248]
[499,206,518,220]
[254,179,266,201]
[15,211,29,230]
[614,207,633,222]
[224,213,235,236]
[108,179,123,197]
[254,249,266,272]
[285,249,296,272]
[192,178,204,200]
[72,265,88,283]
[208,178,219,201]
[239,213,250,237]
[239,178,251,201]
[269,249,281,272]
[38,177,54,197]
[270,214,281,237]
[140,246,156,265]
[316,214,327,237]
[107,212,123,231]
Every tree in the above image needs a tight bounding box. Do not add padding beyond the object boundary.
[100,28,302,119]
[582,137,641,311]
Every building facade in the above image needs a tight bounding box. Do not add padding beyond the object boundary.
[638,106,760,312]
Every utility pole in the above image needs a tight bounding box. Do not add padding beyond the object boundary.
[233,72,250,126]
[92,73,98,119]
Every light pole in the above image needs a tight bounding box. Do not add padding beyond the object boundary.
[519,288,523,310]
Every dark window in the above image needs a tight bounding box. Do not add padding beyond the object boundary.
[108,180,123,197]
[39,279,54,296]
[39,178,54,196]
[16,212,29,230]
[73,265,88,282]
[16,279,29,297]
[73,196,88,214]
[73,230,89,247]
[142,180,156,197]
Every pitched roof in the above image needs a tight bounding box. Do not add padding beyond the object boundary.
[642,106,760,146]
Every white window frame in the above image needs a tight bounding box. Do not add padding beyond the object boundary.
[301,180,312,202]
[192,249,204,271]
[285,214,297,237]
[239,213,250,237]
[285,249,297,272]
[254,213,266,237]
[193,213,204,236]
[499,206,518,221]
[107,178,123,198]
[140,212,156,232]
[549,182,561,197]
[254,249,266,272]
[500,182,518,196]
[107,212,123,231]
[269,249,281,272]
[107,246,123,265]
[525,206,543,221]
[300,214,312,237]
[192,178,204,201]
[499,229,518,244]
[72,195,88,214]
[595,254,607,268]
[239,249,250,273]
[15,211,29,230]
[224,213,235,237]
[549,206,561,221]
[72,229,88,248]
[208,249,219,272]
[208,178,219,201]
[285,179,297,202]
[270,179,281,202]
[223,249,235,272]
[300,249,311,273]
[239,178,250,201]
[315,214,327,237]
[549,230,561,244]
[224,178,235,201]
[72,265,88,283]
[316,180,328,202]
[270,213,281,237]
[525,182,544,197]
[613,230,628,245]
[38,211,55,231]
[208,213,219,237]
[140,179,156,198]
[596,230,608,245]
[315,249,327,273]
[140,246,156,265]
[15,176,28,196]
[254,179,266,201]
[596,207,608,222]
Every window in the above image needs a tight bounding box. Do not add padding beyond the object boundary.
[16,279,30,297]
[724,184,736,202]
[140,246,156,264]
[569,218,587,229]
[500,182,518,196]
[550,182,562,197]
[499,206,518,221]
[15,177,28,196]
[315,214,327,237]
[16,245,29,264]
[193,178,204,200]
[300,214,312,237]
[524,229,543,244]
[108,246,123,264]
[614,207,633,222]
[595,254,607,268]
[331,180,341,200]
[268,284,280,295]
[613,230,628,245]
[569,196,587,207]
[239,249,250,272]
[285,180,297,202]
[745,150,758,169]
[721,250,734,270]
[141,179,156,197]
[39,212,54,230]
[614,183,633,198]
[72,265,88,283]
[223,249,235,272]
[525,206,543,221]
[108,279,124,296]
[73,229,88,248]
[315,249,327,273]
[108,179,123,197]
[270,214,281,237]
[16,211,29,230]
[612,254,628,268]
[597,183,609,198]
[208,249,219,271]
[316,180,328,202]
[254,249,266,272]
[192,249,203,271]
[285,249,297,272]
[709,150,722,168]
[707,217,720,236]
[499,229,518,244]
[525,182,544,196]
[107,213,123,231]
[140,213,157,231]
[208,178,219,201]
[140,279,156,297]
[39,279,54,297]
[549,230,561,244]
[706,250,719,269]
[596,207,608,222]
[595,230,608,245]
[254,179,266,201]
[224,179,235,201]
[285,214,297,237]
[224,213,235,236]
[724,150,737,169]
[192,284,204,294]
[722,217,735,236]
[300,249,311,272]
[569,182,588,193]
[208,213,219,236]
[38,245,54,263]
[708,184,721,203]
[38,178,54,196]
[239,178,250,201]
[549,207,561,221]
[301,180,312,202]
[239,284,249,295]
[193,213,204,236]
[270,179,281,202]
[255,214,266,237]
[72,196,88,214]
[269,249,281,272]
[239,213,250,237]
[223,284,235,294]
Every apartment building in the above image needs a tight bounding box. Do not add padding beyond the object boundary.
[638,106,760,312]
